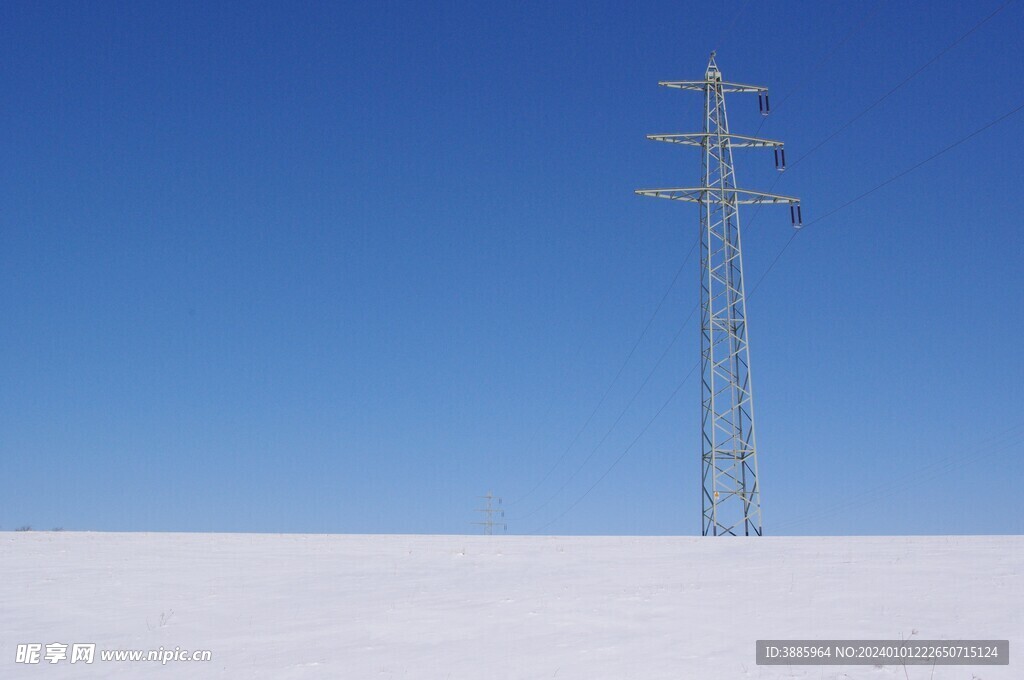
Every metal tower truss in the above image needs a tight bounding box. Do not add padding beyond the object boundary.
[473,492,506,535]
[636,53,801,536]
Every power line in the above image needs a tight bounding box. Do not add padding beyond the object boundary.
[511,294,701,523]
[508,339,586,482]
[745,0,1011,236]
[745,97,1024,294]
[751,0,885,137]
[508,234,700,507]
[713,0,750,55]
[772,0,885,113]
[529,361,699,534]
[787,0,1015,171]
[806,100,1024,228]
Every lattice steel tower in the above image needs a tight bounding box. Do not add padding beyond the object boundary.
[637,53,801,536]
[473,492,506,535]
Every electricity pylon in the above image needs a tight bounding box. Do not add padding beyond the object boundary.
[473,492,506,535]
[636,53,801,536]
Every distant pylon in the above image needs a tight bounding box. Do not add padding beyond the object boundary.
[636,53,802,536]
[473,492,506,535]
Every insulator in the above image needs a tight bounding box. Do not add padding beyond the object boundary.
[790,205,796,223]
[797,205,803,224]
[774,148,780,168]
[758,93,764,114]
[777,148,786,172]
[764,93,771,115]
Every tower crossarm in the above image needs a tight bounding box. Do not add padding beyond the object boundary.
[646,133,784,148]
[634,187,799,205]
[658,80,767,94]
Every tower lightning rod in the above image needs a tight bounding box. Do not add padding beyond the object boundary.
[636,53,801,536]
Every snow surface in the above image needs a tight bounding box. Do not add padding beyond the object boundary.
[1,532,1020,679]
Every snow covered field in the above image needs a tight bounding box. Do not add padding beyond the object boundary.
[1,532,1020,679]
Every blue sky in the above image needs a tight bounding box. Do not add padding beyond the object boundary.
[1,0,1022,535]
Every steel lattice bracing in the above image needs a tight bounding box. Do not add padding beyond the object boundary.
[636,53,801,536]
[472,492,505,535]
